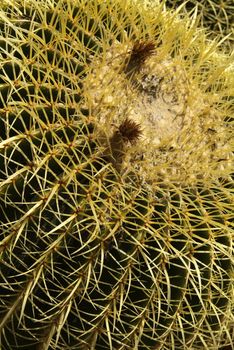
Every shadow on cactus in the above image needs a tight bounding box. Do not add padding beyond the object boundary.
[0,0,233,349]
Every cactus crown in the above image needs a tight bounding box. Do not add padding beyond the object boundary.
[0,0,233,349]
[84,0,233,187]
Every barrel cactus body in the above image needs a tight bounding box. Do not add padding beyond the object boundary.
[0,0,233,349]
[165,0,234,50]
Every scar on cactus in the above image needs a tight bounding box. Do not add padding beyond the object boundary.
[108,118,142,170]
[124,40,155,76]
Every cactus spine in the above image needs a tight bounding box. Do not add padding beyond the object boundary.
[0,0,233,349]
[165,0,234,50]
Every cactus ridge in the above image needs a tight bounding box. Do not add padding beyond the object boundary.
[165,0,234,51]
[0,0,233,349]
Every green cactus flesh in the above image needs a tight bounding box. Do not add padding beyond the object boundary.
[0,0,233,349]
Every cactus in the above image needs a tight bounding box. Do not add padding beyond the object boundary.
[0,0,233,349]
[164,0,234,51]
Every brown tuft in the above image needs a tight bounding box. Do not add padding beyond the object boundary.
[125,40,155,74]
[118,117,142,144]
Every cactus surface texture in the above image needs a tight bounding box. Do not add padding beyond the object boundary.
[0,0,233,349]
[165,0,234,51]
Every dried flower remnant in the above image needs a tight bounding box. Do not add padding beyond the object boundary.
[108,118,142,170]
[125,40,156,76]
[118,117,142,144]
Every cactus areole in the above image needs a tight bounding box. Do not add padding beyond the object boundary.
[0,0,233,349]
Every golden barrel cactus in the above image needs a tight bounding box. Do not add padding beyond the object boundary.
[0,0,233,349]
